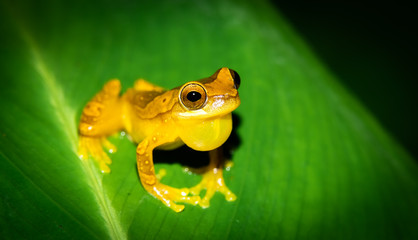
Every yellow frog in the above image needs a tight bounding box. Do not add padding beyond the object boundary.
[78,67,241,212]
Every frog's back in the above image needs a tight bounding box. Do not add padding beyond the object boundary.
[123,79,178,120]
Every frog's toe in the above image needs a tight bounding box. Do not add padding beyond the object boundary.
[161,184,190,197]
[99,161,111,173]
[78,145,89,160]
[190,169,236,208]
[189,183,204,196]
[146,183,201,212]
[78,137,90,159]
[170,203,185,213]
[78,136,113,173]
[165,192,200,212]
[220,188,237,202]
[175,194,200,206]
[88,139,112,164]
[102,138,117,153]
[199,194,212,209]
[91,150,112,173]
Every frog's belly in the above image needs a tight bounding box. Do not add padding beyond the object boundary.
[157,138,184,150]
[126,117,184,150]
[130,127,184,150]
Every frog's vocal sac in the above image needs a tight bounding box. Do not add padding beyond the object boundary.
[78,67,241,212]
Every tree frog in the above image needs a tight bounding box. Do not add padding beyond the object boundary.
[78,67,241,212]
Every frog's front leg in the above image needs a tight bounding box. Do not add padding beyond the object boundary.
[189,147,237,208]
[136,134,200,212]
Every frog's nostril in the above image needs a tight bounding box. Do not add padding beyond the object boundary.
[229,69,240,89]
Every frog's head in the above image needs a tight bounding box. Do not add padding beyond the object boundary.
[173,67,240,151]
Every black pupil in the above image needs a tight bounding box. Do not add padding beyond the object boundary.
[187,91,201,102]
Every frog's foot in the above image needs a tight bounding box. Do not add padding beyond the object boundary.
[143,181,201,212]
[78,136,116,173]
[189,167,237,208]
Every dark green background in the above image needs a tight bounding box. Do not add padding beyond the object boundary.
[277,1,418,159]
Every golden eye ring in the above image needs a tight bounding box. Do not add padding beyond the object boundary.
[179,82,207,110]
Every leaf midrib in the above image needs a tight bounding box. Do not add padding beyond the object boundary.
[23,29,126,240]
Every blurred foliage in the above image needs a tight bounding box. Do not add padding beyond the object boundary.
[276,1,418,159]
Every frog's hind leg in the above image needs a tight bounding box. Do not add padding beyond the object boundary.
[78,79,124,173]
[134,79,165,92]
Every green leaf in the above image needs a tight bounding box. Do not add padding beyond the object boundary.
[1,0,417,239]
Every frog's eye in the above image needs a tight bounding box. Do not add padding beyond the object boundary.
[180,83,207,110]
[228,69,240,89]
